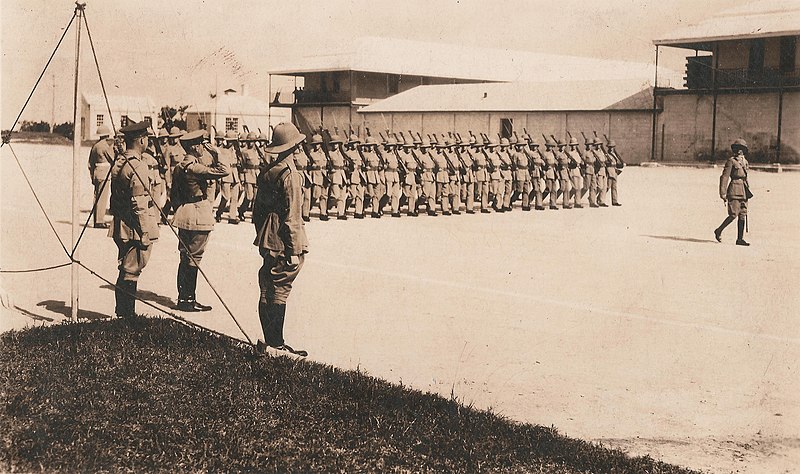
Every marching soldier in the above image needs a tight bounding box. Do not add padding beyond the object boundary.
[566,136,584,208]
[171,130,229,311]
[107,121,160,318]
[88,125,115,228]
[397,136,420,216]
[472,136,491,213]
[555,138,572,209]
[606,139,624,206]
[215,131,243,224]
[714,139,752,246]
[581,136,598,207]
[592,138,609,207]
[252,122,309,356]
[486,138,503,212]
[360,136,384,218]
[326,134,349,220]
[510,137,532,211]
[293,135,312,221]
[432,138,452,215]
[497,138,513,212]
[455,137,476,214]
[380,137,403,217]
[306,134,330,220]
[417,138,438,216]
[523,135,545,210]
[343,134,366,219]
[542,138,559,210]
[238,132,261,221]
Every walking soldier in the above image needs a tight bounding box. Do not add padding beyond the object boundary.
[238,132,261,221]
[606,139,624,206]
[326,134,349,220]
[567,136,584,208]
[714,139,752,246]
[397,136,420,216]
[511,137,532,211]
[88,125,114,228]
[555,138,572,209]
[215,131,243,224]
[344,134,366,219]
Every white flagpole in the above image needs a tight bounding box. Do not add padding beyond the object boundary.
[71,2,86,321]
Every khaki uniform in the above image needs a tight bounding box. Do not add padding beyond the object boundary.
[581,147,598,206]
[88,138,114,226]
[606,149,622,206]
[525,148,545,209]
[328,147,348,217]
[382,149,402,215]
[720,155,750,218]
[344,147,365,217]
[473,148,490,211]
[433,150,452,213]
[293,148,311,220]
[306,147,329,218]
[543,148,559,208]
[419,150,437,214]
[398,147,419,215]
[567,149,584,207]
[362,148,385,216]
[511,148,531,210]
[216,145,242,223]
[458,148,476,212]
[555,148,572,208]
[593,148,609,205]
[171,155,228,304]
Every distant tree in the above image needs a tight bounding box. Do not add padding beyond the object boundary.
[19,120,51,133]
[53,122,74,140]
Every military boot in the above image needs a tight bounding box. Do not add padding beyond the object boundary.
[736,218,749,246]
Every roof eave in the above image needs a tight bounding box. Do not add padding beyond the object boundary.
[654,29,800,49]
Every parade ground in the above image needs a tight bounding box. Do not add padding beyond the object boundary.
[1,143,799,473]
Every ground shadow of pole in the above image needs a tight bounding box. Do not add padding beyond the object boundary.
[99,284,175,308]
[35,300,109,320]
[642,234,718,244]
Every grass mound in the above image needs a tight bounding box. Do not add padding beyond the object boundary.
[1,318,697,473]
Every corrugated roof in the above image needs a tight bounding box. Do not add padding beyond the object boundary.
[654,0,800,49]
[358,80,655,113]
[270,37,681,86]
[82,94,158,114]
[190,94,270,116]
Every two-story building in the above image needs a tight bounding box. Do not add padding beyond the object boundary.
[652,0,800,162]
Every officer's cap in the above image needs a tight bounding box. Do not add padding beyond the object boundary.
[119,121,150,138]
[179,130,206,146]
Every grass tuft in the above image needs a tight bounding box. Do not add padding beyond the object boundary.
[1,318,698,473]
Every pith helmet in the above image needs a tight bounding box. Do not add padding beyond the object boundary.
[487,138,499,147]
[420,138,431,148]
[239,132,248,141]
[97,125,111,137]
[310,134,323,145]
[246,132,258,141]
[362,136,377,146]
[592,137,601,146]
[568,137,579,146]
[216,130,226,140]
[468,135,477,145]
[169,127,184,138]
[264,122,306,154]
[607,140,616,148]
[557,138,566,147]
[545,138,556,147]
[499,138,510,147]
[509,136,517,145]
[348,134,361,144]
[159,128,169,138]
[383,138,397,147]
[258,132,269,142]
[328,134,344,144]
[731,138,748,151]
[225,131,238,140]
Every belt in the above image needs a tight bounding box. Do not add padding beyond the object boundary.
[308,166,322,170]
[368,167,381,171]
[330,166,345,170]
[183,195,205,204]
[385,168,398,172]
[244,165,260,170]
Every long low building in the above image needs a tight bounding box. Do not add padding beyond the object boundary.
[358,80,655,163]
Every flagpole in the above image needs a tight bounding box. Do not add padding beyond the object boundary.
[71,2,86,321]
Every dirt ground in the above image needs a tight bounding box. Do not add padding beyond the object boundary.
[2,143,798,473]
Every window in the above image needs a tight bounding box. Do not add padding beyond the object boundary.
[748,39,765,76]
[500,118,513,139]
[120,115,129,127]
[225,117,239,132]
[96,114,104,127]
[388,74,400,94]
[779,36,797,74]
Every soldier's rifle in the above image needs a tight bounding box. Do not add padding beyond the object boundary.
[392,132,408,175]
[402,131,425,169]
[604,133,625,167]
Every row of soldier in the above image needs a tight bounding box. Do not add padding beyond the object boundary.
[89,125,625,230]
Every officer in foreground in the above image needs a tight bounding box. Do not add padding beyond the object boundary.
[252,123,309,356]
[170,130,229,311]
[88,125,115,228]
[715,138,752,246]
[108,121,159,318]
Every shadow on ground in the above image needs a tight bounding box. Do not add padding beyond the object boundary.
[36,300,108,320]
[642,235,717,244]
[99,284,174,308]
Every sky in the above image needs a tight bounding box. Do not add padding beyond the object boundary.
[1,0,753,127]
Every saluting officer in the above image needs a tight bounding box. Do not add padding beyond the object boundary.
[88,125,115,228]
[252,123,310,356]
[162,127,185,216]
[715,139,752,246]
[170,130,229,311]
[107,121,160,318]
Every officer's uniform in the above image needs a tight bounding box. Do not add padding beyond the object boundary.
[171,130,229,311]
[397,142,420,216]
[344,136,365,219]
[567,140,584,208]
[88,127,115,228]
[216,131,243,224]
[253,123,309,355]
[327,139,348,219]
[381,142,402,217]
[107,122,160,318]
[306,135,329,220]
[714,139,752,246]
[555,142,572,209]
